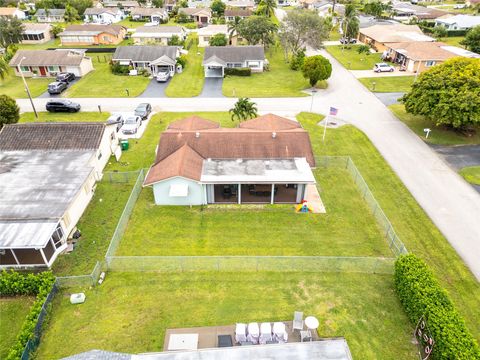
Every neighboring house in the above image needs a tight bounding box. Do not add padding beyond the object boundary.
[165,0,177,12]
[385,41,480,72]
[313,1,345,17]
[132,26,186,45]
[224,0,255,9]
[9,49,94,77]
[59,24,127,45]
[178,7,212,25]
[84,7,124,24]
[21,23,52,44]
[203,45,264,77]
[35,8,66,22]
[434,15,480,30]
[188,0,212,8]
[224,9,252,21]
[130,7,169,23]
[0,7,26,19]
[103,0,139,13]
[112,45,180,76]
[358,24,435,51]
[197,25,237,46]
[0,122,121,269]
[143,114,316,206]
[466,0,480,6]
[391,1,449,22]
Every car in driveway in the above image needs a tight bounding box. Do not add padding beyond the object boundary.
[373,63,394,73]
[156,70,170,83]
[47,81,68,95]
[46,99,81,113]
[107,113,124,132]
[134,103,152,120]
[121,115,141,135]
[56,72,76,83]
[340,37,357,44]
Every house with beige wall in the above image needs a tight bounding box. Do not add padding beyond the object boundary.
[197,25,238,46]
[59,24,126,46]
[132,26,186,45]
[21,23,52,44]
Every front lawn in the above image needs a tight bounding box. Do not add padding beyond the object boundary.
[37,271,416,359]
[325,45,383,70]
[64,53,151,98]
[389,104,480,145]
[0,69,51,99]
[19,112,110,123]
[459,166,480,185]
[441,36,466,47]
[358,76,415,93]
[0,296,35,359]
[222,46,312,97]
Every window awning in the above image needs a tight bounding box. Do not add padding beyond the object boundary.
[169,184,189,197]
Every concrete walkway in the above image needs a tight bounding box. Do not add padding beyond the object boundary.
[350,69,416,79]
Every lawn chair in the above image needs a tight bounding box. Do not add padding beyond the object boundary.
[235,323,247,343]
[273,322,288,343]
[292,311,304,333]
[300,330,312,342]
[247,322,259,344]
[259,322,272,344]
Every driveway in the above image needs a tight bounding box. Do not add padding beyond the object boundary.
[198,78,224,98]
[139,78,170,98]
[374,92,405,106]
[37,78,80,99]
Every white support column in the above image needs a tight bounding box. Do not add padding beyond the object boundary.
[10,249,20,265]
[39,248,48,266]
[238,184,241,204]
[271,184,275,204]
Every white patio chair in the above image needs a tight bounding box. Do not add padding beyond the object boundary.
[273,322,288,343]
[259,322,272,344]
[235,323,247,343]
[300,329,312,342]
[292,311,304,333]
[247,322,259,344]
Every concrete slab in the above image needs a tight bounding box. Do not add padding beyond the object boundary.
[198,78,224,98]
[305,184,326,213]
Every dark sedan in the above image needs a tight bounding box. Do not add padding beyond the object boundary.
[134,103,152,121]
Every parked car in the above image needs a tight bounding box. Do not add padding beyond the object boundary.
[46,99,81,113]
[121,115,141,135]
[340,37,357,44]
[56,72,76,83]
[373,63,394,73]
[47,81,68,95]
[106,113,124,132]
[134,103,152,120]
[156,70,170,83]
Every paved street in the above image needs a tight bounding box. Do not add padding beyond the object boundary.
[350,69,416,78]
[17,51,480,280]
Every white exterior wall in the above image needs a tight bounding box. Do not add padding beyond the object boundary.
[78,57,94,76]
[152,177,206,205]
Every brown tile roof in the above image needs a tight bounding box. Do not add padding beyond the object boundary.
[239,114,301,130]
[224,9,253,17]
[388,41,457,61]
[0,7,17,16]
[0,123,106,151]
[167,116,220,131]
[360,24,434,43]
[61,24,125,36]
[9,49,88,67]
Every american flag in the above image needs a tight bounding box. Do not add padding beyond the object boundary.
[329,107,338,116]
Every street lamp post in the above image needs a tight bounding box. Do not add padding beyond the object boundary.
[310,89,317,112]
[18,57,38,119]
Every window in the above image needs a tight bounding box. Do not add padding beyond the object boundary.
[103,35,109,41]
[50,224,65,248]
[248,61,260,68]
[20,66,29,72]
[425,60,436,67]
[48,65,59,72]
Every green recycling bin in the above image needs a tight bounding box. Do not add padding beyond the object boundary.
[120,140,129,151]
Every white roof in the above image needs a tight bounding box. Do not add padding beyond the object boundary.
[0,221,58,248]
[436,15,480,27]
[441,45,480,58]
[197,25,228,36]
[169,183,189,197]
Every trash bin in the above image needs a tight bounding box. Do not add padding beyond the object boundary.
[120,140,129,151]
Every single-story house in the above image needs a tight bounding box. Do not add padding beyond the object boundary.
[358,24,435,51]
[385,41,480,72]
[391,1,449,22]
[178,7,212,25]
[143,114,316,206]
[21,23,52,44]
[0,7,26,19]
[197,25,237,46]
[112,45,180,76]
[224,0,255,9]
[59,24,127,45]
[84,7,124,24]
[103,0,139,13]
[165,0,177,12]
[434,15,480,30]
[203,45,265,77]
[0,122,121,269]
[188,0,212,8]
[132,26,186,45]
[35,8,66,22]
[9,49,94,77]
[224,9,252,22]
[466,0,480,6]
[130,7,169,22]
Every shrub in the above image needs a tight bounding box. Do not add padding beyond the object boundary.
[394,255,480,360]
[183,22,198,29]
[110,61,130,75]
[289,50,305,71]
[0,94,19,129]
[176,55,187,69]
[184,35,198,50]
[224,67,251,76]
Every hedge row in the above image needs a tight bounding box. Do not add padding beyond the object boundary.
[394,255,480,360]
[0,271,56,360]
[224,67,251,76]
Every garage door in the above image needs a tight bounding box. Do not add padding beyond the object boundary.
[205,66,223,78]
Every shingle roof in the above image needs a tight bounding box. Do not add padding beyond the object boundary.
[179,7,212,16]
[84,7,122,15]
[436,14,480,28]
[360,24,435,43]
[9,50,88,67]
[240,114,301,130]
[103,0,139,6]
[133,25,184,34]
[197,24,228,36]
[130,7,168,16]
[22,23,51,34]
[167,116,220,131]
[35,8,65,16]
[0,123,106,151]
[224,9,253,17]
[60,24,125,36]
[388,41,456,61]
[203,46,265,64]
[113,45,178,62]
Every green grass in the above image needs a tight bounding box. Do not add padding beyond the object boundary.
[441,36,466,47]
[118,167,391,256]
[37,272,417,359]
[19,112,110,123]
[165,40,205,97]
[0,69,52,99]
[0,296,35,359]
[325,45,383,70]
[459,166,480,185]
[358,76,415,93]
[329,28,342,41]
[64,53,151,98]
[389,104,480,145]
[17,38,61,50]
[222,46,313,97]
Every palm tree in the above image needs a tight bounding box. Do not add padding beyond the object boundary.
[257,0,277,18]
[227,16,242,40]
[342,4,359,43]
[0,57,8,80]
[229,98,258,123]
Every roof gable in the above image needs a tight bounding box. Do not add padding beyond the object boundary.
[167,116,221,131]
[113,45,178,62]
[240,114,301,130]
[9,49,88,67]
[203,46,265,63]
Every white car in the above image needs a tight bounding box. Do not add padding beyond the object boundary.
[121,115,141,135]
[156,70,170,83]
[373,63,394,73]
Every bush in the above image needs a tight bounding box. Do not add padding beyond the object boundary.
[0,94,20,129]
[224,67,251,76]
[394,255,480,360]
[176,55,187,69]
[289,50,305,71]
[184,35,198,49]
[110,61,130,75]
[183,22,198,29]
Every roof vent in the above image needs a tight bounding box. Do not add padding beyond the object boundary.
[195,132,200,138]
[272,132,277,139]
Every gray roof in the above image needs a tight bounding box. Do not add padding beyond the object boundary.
[35,8,65,16]
[9,49,88,67]
[134,25,184,34]
[130,7,168,16]
[113,45,178,62]
[23,23,51,35]
[0,122,105,151]
[84,7,122,15]
[203,46,265,64]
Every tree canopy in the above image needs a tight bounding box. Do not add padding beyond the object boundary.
[237,16,277,46]
[256,0,276,18]
[401,58,480,129]
[301,55,332,87]
[211,0,226,17]
[209,33,228,46]
[460,25,480,54]
[343,4,359,40]
[35,0,92,15]
[229,98,258,122]
[0,18,24,48]
[0,95,20,129]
